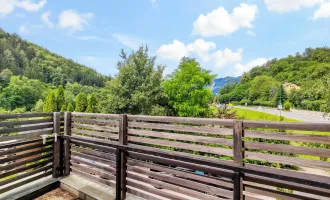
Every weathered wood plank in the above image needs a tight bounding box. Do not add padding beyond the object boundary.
[0,138,50,149]
[233,120,243,200]
[72,112,119,119]
[127,115,234,126]
[72,128,118,139]
[71,168,116,187]
[72,123,119,133]
[0,118,53,128]
[72,118,119,126]
[71,151,116,167]
[128,129,233,146]
[0,148,52,164]
[0,128,53,142]
[0,153,52,171]
[0,113,52,120]
[71,156,115,174]
[64,112,71,176]
[119,114,128,200]
[0,123,53,135]
[126,187,163,200]
[71,146,116,161]
[66,134,118,147]
[70,138,116,153]
[128,122,233,135]
[0,140,52,156]
[52,112,61,178]
[71,163,115,181]
[128,136,233,156]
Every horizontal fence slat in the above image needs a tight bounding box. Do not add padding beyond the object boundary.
[0,128,53,142]
[0,138,50,149]
[70,138,116,153]
[128,165,233,198]
[244,151,330,170]
[0,118,53,128]
[0,153,52,171]
[71,146,116,161]
[128,136,233,157]
[72,112,119,119]
[128,122,233,136]
[126,187,163,200]
[71,168,116,187]
[71,157,115,174]
[0,164,52,187]
[127,179,185,200]
[127,115,234,126]
[128,129,233,146]
[127,159,233,189]
[72,118,119,126]
[245,130,330,144]
[72,123,119,133]
[0,140,53,156]
[0,124,53,135]
[0,171,52,194]
[71,151,116,167]
[0,113,52,120]
[0,147,52,164]
[127,171,228,200]
[66,135,118,147]
[72,128,118,140]
[243,121,330,132]
[128,151,233,178]
[244,141,330,157]
[71,163,115,181]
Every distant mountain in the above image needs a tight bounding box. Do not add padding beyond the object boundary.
[210,76,241,94]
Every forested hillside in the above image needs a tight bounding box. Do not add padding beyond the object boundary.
[0,28,109,87]
[218,47,330,111]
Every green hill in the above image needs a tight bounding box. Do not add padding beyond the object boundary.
[0,28,109,87]
[218,47,330,111]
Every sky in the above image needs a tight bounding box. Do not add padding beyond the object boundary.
[1,0,330,78]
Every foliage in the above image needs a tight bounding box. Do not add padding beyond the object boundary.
[75,92,87,112]
[43,91,57,112]
[284,101,292,111]
[56,85,65,111]
[162,57,215,117]
[86,93,98,113]
[32,99,44,112]
[67,103,74,112]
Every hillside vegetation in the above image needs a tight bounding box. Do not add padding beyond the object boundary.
[218,47,330,112]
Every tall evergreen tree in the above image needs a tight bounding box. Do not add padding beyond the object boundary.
[56,85,65,111]
[43,91,57,112]
[86,93,98,113]
[67,103,74,112]
[75,92,87,112]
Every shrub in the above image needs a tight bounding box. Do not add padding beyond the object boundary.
[283,101,292,111]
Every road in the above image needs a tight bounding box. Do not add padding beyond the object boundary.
[234,106,330,123]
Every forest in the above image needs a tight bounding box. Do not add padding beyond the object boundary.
[1,28,330,116]
[218,47,330,112]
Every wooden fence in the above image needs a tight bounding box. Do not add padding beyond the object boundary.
[67,112,330,200]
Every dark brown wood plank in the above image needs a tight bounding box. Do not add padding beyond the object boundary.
[71,168,116,187]
[70,138,116,153]
[64,112,71,176]
[128,122,233,135]
[67,134,119,147]
[71,146,116,161]
[0,153,52,171]
[119,114,128,199]
[0,138,50,149]
[244,141,330,157]
[0,123,53,135]
[127,115,234,126]
[72,128,118,139]
[0,118,53,128]
[128,129,233,146]
[128,165,233,198]
[71,163,115,181]
[245,129,330,144]
[0,128,53,142]
[52,112,61,178]
[233,120,243,200]
[72,118,119,126]
[128,136,233,156]
[71,112,119,119]
[0,147,52,164]
[244,151,330,170]
[127,158,233,189]
[72,123,119,133]
[71,156,115,174]
[71,151,116,167]
[0,140,52,156]
[126,187,163,200]
[0,113,52,120]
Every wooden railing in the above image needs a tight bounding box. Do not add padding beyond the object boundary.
[67,112,330,200]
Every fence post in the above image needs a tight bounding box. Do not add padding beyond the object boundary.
[119,114,128,200]
[64,112,72,176]
[52,112,61,178]
[233,120,244,200]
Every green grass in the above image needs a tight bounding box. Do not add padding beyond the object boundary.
[230,108,299,122]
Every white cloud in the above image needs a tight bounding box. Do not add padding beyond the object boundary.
[312,2,330,19]
[212,48,243,67]
[0,0,15,17]
[15,0,47,12]
[264,0,323,13]
[18,24,28,33]
[234,58,269,76]
[157,40,188,61]
[186,39,216,62]
[247,30,256,36]
[41,11,53,28]
[193,3,258,37]
[112,33,144,50]
[57,9,94,33]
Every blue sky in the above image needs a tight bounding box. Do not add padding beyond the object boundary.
[1,0,330,78]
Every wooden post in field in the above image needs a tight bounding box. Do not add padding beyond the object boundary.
[119,114,128,199]
[233,120,244,200]
[64,112,72,176]
[52,112,61,178]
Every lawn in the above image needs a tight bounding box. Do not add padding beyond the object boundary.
[230,107,299,122]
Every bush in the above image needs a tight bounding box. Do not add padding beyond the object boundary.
[252,99,276,107]
[239,99,250,105]
[283,101,292,111]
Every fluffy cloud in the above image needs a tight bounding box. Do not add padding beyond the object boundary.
[15,0,46,12]
[264,0,323,13]
[193,4,258,37]
[157,40,188,61]
[212,48,243,67]
[312,2,330,19]
[112,33,144,50]
[41,11,53,28]
[234,58,269,76]
[186,39,216,62]
[57,9,94,33]
[0,0,15,17]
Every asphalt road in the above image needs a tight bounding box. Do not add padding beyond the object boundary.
[234,106,330,123]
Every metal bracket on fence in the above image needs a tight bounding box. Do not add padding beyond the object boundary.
[41,133,57,145]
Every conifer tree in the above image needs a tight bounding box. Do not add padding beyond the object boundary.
[67,103,74,112]
[60,104,66,112]
[56,85,65,111]
[75,92,87,112]
[43,91,57,112]
[86,93,98,113]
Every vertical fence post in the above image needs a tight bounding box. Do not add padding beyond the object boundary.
[52,112,61,178]
[116,147,122,200]
[233,120,244,200]
[64,112,72,176]
[119,114,128,200]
